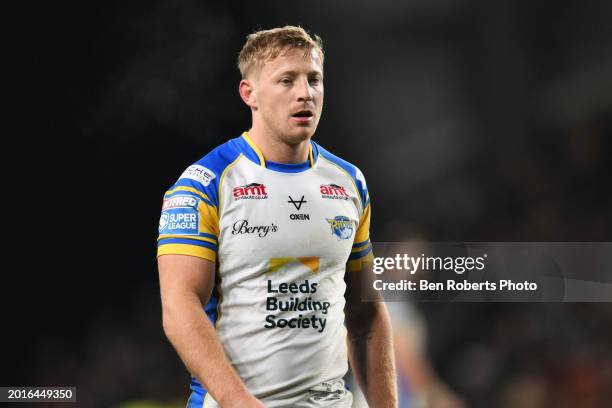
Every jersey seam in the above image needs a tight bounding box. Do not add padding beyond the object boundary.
[319,154,364,211]
[217,153,244,218]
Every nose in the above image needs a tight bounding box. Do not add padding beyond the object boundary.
[296,77,313,102]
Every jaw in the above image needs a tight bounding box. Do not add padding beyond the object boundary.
[287,118,319,140]
[253,111,319,145]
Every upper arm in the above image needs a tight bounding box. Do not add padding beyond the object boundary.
[158,254,216,308]
[156,161,222,308]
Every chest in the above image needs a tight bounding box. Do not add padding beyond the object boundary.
[217,161,361,263]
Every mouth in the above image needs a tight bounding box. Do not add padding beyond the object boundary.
[292,110,314,118]
[291,110,314,124]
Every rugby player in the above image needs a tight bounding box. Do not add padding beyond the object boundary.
[157,26,397,408]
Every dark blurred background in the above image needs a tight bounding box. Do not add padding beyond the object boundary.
[4,0,612,407]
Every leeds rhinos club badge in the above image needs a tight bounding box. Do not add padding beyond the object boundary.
[326,216,354,240]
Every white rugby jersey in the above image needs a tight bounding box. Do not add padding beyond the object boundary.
[157,132,373,408]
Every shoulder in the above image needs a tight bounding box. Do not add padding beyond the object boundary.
[180,138,243,187]
[314,141,370,208]
[166,137,243,206]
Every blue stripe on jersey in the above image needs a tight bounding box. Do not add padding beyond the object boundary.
[158,232,218,244]
[265,159,311,173]
[198,232,219,242]
[352,238,371,249]
[348,245,372,260]
[187,384,206,408]
[170,179,219,208]
[205,286,219,325]
[314,142,369,210]
[157,237,218,251]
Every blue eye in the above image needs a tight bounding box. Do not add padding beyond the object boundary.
[280,78,292,85]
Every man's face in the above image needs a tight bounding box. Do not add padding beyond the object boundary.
[249,47,324,144]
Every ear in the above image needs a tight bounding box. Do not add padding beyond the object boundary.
[239,79,257,109]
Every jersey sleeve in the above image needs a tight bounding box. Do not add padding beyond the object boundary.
[347,168,374,272]
[157,163,220,262]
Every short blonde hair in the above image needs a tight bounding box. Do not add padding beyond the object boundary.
[238,25,324,79]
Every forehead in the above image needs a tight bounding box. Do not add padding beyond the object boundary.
[259,47,323,78]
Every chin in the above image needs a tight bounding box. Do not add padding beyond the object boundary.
[284,127,315,144]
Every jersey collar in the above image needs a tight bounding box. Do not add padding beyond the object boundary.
[239,131,318,172]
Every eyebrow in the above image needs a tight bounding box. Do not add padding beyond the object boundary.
[277,70,323,77]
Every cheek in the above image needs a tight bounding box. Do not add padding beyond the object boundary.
[315,88,324,102]
[265,90,286,107]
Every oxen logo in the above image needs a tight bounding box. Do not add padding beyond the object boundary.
[326,216,354,240]
[320,184,349,200]
[233,183,268,200]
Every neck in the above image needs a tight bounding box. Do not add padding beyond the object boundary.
[247,126,310,164]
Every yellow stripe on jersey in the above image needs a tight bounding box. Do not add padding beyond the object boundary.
[268,257,321,274]
[354,203,371,245]
[242,132,266,167]
[218,153,243,217]
[269,257,294,273]
[298,257,320,273]
[157,243,216,262]
[164,186,214,206]
[203,393,211,408]
[347,252,374,272]
[308,143,314,167]
[348,203,373,272]
[199,200,220,237]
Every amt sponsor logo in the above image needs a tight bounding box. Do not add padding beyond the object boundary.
[233,183,268,200]
[320,184,349,200]
[231,219,278,238]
